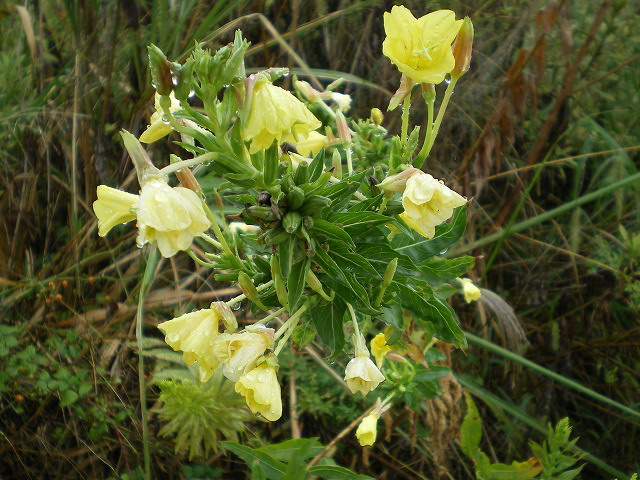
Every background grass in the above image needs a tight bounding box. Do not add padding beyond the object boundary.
[1,0,639,478]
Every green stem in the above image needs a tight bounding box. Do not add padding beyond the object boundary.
[254,307,286,326]
[187,249,218,268]
[346,146,353,176]
[377,195,391,215]
[413,90,436,167]
[465,332,640,421]
[400,96,411,144]
[199,233,223,250]
[413,78,457,167]
[159,153,217,176]
[136,247,158,480]
[274,302,310,355]
[226,280,274,308]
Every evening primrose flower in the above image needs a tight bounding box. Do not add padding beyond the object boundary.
[235,358,282,421]
[371,333,391,368]
[93,185,138,237]
[459,278,481,303]
[243,80,321,154]
[140,92,181,143]
[400,171,466,239]
[356,412,380,447]
[213,327,275,382]
[158,308,222,381]
[382,6,463,84]
[294,131,328,157]
[345,333,385,396]
[136,179,211,258]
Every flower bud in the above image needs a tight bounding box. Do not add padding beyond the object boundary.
[305,269,332,301]
[459,277,481,303]
[451,16,474,79]
[370,108,384,125]
[294,80,321,102]
[335,111,351,145]
[238,272,268,310]
[148,44,173,96]
[356,412,381,447]
[377,168,420,193]
[120,130,163,187]
[212,301,237,332]
[371,333,391,368]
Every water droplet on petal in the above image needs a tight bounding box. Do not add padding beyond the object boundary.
[231,302,242,311]
[167,332,180,343]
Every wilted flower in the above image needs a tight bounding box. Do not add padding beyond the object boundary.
[460,278,481,303]
[243,80,321,154]
[158,308,222,381]
[377,167,420,193]
[235,358,282,421]
[400,171,466,239]
[93,185,138,237]
[140,92,181,143]
[382,6,462,84]
[451,16,474,78]
[136,179,211,258]
[325,91,352,112]
[294,131,328,157]
[213,327,274,382]
[356,412,380,446]
[371,333,391,368]
[345,333,385,396]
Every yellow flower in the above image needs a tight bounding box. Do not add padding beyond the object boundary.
[294,131,328,157]
[356,412,380,446]
[93,185,138,237]
[400,171,466,239]
[243,81,321,154]
[140,92,181,143]
[345,334,385,396]
[460,278,481,303]
[158,308,222,381]
[136,179,211,258]
[382,6,463,84]
[371,333,391,368]
[235,361,282,421]
[213,327,274,382]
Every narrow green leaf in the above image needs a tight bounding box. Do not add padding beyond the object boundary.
[419,256,475,283]
[308,465,374,480]
[312,219,355,247]
[460,392,483,458]
[288,257,309,312]
[221,442,286,479]
[311,297,347,354]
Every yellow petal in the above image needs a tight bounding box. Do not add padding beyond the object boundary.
[93,185,138,237]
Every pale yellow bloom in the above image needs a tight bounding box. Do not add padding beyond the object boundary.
[460,278,481,303]
[400,171,466,239]
[243,81,321,154]
[213,327,274,382]
[294,131,328,157]
[93,185,138,237]
[371,333,391,368]
[158,308,222,381]
[140,92,181,143]
[345,333,385,396]
[235,362,282,421]
[136,179,211,258]
[382,6,462,84]
[356,412,380,446]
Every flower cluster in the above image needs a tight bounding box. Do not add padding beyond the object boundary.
[90,4,477,453]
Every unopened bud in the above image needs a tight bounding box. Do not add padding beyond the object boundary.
[382,258,398,288]
[294,80,321,102]
[270,255,289,309]
[388,74,414,111]
[421,83,436,103]
[370,108,384,125]
[148,44,173,96]
[238,272,268,310]
[377,167,420,193]
[452,17,474,79]
[120,130,163,187]
[323,91,351,112]
[212,301,237,332]
[335,111,351,144]
[305,270,332,301]
[170,154,201,192]
[332,150,343,179]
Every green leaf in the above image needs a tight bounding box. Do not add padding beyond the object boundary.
[487,458,542,479]
[419,256,475,283]
[222,442,286,480]
[312,219,355,247]
[328,244,379,278]
[394,281,466,347]
[282,440,314,480]
[357,243,417,273]
[460,392,483,458]
[59,390,79,407]
[288,257,309,312]
[311,297,347,354]
[307,465,374,480]
[291,321,317,349]
[392,206,467,261]
[377,303,404,329]
[251,461,268,480]
[308,149,326,182]
[328,212,390,236]
[256,438,323,463]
